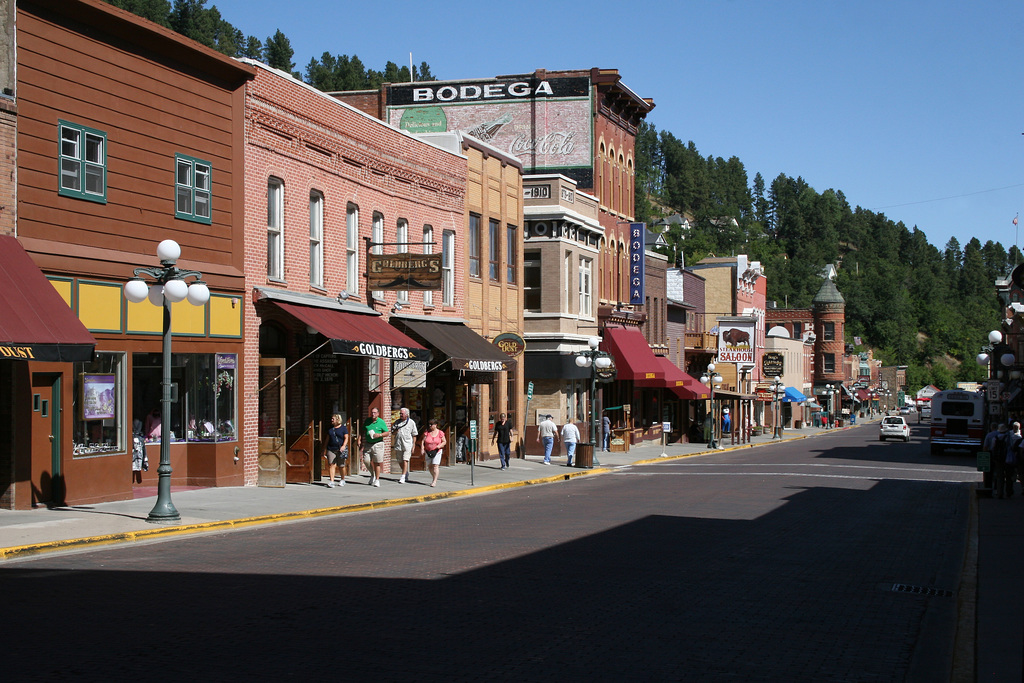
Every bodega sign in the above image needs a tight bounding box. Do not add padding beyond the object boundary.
[390,76,590,106]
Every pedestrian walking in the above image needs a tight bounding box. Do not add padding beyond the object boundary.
[324,413,349,488]
[391,407,417,484]
[421,418,446,487]
[984,422,1012,498]
[537,414,558,464]
[491,413,514,470]
[561,420,580,467]
[602,413,611,452]
[361,406,388,487]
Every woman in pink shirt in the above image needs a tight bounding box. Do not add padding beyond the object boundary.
[421,418,447,487]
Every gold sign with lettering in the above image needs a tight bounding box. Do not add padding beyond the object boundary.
[367,253,443,290]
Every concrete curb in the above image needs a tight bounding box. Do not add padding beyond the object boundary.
[0,466,608,561]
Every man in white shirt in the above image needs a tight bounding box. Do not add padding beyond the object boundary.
[561,420,580,467]
[536,415,558,464]
[391,407,417,484]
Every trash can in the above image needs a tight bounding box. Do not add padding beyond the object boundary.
[574,442,594,469]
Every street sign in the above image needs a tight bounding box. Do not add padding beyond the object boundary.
[527,381,534,401]
[470,420,477,440]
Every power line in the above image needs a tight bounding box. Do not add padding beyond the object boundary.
[870,183,1024,211]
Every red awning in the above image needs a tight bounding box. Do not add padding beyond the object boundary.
[0,236,95,362]
[601,326,664,382]
[856,388,871,401]
[273,301,429,361]
[640,357,710,400]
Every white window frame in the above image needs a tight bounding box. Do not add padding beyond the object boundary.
[267,178,284,280]
[396,218,409,303]
[579,257,593,317]
[346,203,359,296]
[442,229,455,306]
[423,225,434,307]
[309,191,324,288]
[372,212,384,299]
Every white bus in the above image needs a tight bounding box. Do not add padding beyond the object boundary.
[929,389,986,456]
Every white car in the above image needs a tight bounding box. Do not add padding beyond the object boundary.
[880,416,910,442]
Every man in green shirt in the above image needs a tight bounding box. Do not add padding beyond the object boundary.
[361,406,388,487]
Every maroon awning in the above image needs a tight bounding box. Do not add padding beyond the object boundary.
[0,236,95,362]
[600,326,664,382]
[273,301,429,361]
[637,356,710,399]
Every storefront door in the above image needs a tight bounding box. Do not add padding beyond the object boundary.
[31,373,62,506]
[258,358,286,487]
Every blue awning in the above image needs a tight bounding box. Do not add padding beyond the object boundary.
[783,387,807,403]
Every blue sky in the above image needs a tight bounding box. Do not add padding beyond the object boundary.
[210,0,1024,256]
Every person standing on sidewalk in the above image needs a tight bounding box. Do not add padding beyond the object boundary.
[391,407,417,484]
[491,413,514,470]
[537,414,558,464]
[325,413,349,488]
[361,406,388,487]
[984,422,1011,498]
[1008,421,1022,497]
[421,418,446,487]
[561,419,580,467]
[602,413,612,452]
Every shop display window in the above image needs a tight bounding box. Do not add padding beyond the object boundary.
[132,352,237,444]
[73,351,125,457]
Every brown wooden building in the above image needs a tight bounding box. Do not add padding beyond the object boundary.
[2,0,254,508]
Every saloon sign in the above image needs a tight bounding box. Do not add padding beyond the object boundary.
[717,321,755,364]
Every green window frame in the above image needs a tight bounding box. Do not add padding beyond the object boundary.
[58,120,106,203]
[175,153,212,224]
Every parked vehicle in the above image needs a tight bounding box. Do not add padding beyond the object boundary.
[919,406,931,422]
[880,416,911,442]
[929,390,985,455]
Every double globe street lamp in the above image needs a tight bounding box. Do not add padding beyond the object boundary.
[124,239,210,523]
[574,336,612,466]
[701,362,723,449]
[824,384,837,429]
[771,377,785,439]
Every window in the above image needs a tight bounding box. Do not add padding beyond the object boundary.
[59,120,106,203]
[564,252,572,312]
[489,218,500,281]
[73,352,125,456]
[423,225,434,307]
[267,178,284,280]
[579,257,592,316]
[397,219,409,303]
[792,321,803,339]
[372,212,384,299]
[469,214,481,278]
[131,352,237,444]
[175,154,212,224]
[309,191,323,288]
[506,224,517,284]
[346,203,359,295]
[824,353,835,374]
[524,250,541,311]
[442,229,455,306]
[823,321,835,341]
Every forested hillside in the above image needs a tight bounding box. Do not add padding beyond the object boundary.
[635,122,1014,390]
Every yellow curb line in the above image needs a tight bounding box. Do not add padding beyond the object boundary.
[0,425,858,561]
[0,468,607,561]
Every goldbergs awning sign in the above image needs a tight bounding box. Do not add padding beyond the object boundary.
[332,338,431,362]
[367,253,443,291]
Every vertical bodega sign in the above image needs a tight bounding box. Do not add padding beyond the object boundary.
[629,222,645,305]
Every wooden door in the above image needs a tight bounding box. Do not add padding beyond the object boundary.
[258,358,286,488]
[285,421,314,484]
[30,374,62,506]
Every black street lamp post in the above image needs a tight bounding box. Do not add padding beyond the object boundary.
[772,377,784,439]
[701,362,723,449]
[124,240,210,523]
[574,336,612,468]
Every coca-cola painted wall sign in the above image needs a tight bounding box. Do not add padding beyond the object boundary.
[386,76,593,176]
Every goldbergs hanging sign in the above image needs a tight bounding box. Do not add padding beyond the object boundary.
[367,253,443,290]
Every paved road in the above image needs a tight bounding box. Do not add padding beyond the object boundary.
[2,423,977,681]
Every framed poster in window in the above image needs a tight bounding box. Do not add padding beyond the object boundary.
[82,373,116,420]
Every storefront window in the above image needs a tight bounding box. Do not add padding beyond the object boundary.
[132,352,237,444]
[73,351,125,457]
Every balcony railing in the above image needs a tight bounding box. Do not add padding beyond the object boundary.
[684,331,718,352]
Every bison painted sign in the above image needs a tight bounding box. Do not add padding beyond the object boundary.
[718,321,755,364]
